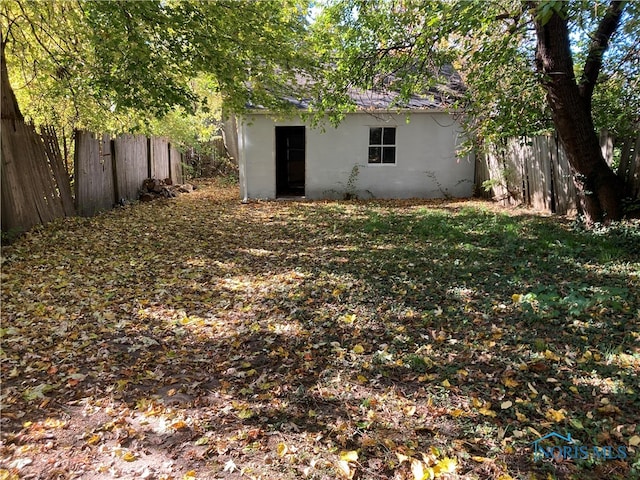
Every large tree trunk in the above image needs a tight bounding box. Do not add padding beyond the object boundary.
[1,42,24,121]
[530,2,625,223]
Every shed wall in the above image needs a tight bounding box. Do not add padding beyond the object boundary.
[239,112,474,200]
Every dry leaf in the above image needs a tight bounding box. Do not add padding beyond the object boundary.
[411,458,424,480]
[434,457,457,474]
[277,442,288,457]
[339,450,358,462]
[545,408,566,422]
[336,460,353,479]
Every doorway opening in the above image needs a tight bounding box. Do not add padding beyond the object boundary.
[275,126,305,197]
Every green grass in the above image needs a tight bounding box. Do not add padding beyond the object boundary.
[1,181,639,480]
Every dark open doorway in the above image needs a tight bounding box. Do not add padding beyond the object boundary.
[275,126,305,197]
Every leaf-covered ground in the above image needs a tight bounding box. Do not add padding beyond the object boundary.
[1,179,639,480]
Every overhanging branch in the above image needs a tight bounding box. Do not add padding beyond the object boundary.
[579,0,626,101]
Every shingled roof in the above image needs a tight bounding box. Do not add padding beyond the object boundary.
[250,65,465,111]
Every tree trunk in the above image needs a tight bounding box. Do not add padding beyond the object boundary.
[1,42,24,121]
[530,3,625,223]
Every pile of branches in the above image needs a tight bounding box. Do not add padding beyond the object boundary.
[139,178,196,202]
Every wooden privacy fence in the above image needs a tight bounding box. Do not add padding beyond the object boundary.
[1,120,76,234]
[75,131,183,216]
[476,132,640,215]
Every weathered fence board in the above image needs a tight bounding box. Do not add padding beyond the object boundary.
[479,132,638,214]
[169,145,183,183]
[41,125,75,216]
[1,120,70,233]
[550,137,578,215]
[150,137,170,180]
[114,134,148,202]
[75,131,114,216]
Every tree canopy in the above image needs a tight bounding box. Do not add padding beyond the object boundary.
[310,0,638,140]
[1,0,312,136]
[309,0,639,221]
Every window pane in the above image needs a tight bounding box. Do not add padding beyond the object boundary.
[368,147,382,163]
[369,127,382,145]
[383,127,396,145]
[382,147,396,164]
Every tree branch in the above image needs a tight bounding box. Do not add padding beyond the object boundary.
[578,0,626,101]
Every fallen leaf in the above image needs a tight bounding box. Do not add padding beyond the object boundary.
[336,460,353,479]
[478,407,497,417]
[339,450,358,462]
[223,459,237,473]
[502,377,519,388]
[411,458,424,480]
[545,408,566,422]
[277,442,288,457]
[122,451,137,462]
[434,457,457,474]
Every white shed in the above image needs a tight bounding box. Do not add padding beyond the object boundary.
[236,84,475,201]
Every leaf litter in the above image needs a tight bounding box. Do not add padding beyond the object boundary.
[1,179,639,479]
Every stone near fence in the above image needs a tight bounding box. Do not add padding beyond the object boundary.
[139,178,196,202]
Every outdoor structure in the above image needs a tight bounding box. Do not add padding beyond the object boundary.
[235,78,475,201]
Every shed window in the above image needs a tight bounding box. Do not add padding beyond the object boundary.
[368,127,396,164]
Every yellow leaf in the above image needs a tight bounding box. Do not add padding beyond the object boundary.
[277,442,288,457]
[336,460,353,479]
[515,410,528,422]
[502,377,519,388]
[122,451,137,462]
[183,471,197,480]
[543,350,561,361]
[478,407,497,417]
[441,379,451,388]
[497,475,514,480]
[0,469,19,480]
[472,397,483,408]
[500,401,513,409]
[450,408,466,417]
[339,450,358,462]
[512,294,523,303]
[352,344,364,354]
[356,374,368,383]
[545,408,566,422]
[86,433,102,445]
[629,435,640,447]
[342,314,356,324]
[434,457,457,474]
[43,418,66,429]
